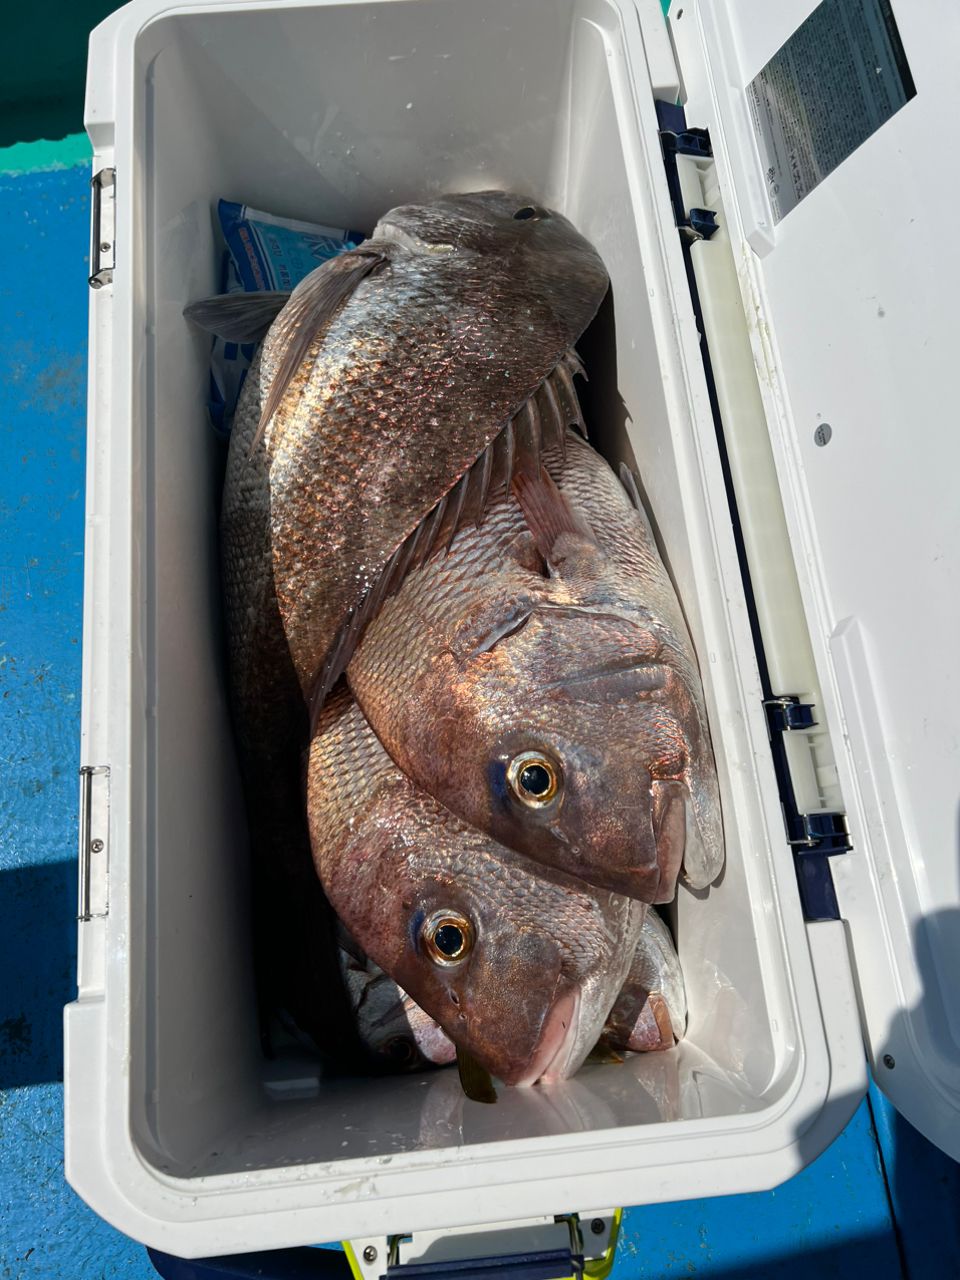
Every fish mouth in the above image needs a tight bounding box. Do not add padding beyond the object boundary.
[511,985,582,1087]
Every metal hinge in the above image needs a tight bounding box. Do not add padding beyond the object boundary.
[78,765,110,920]
[89,167,115,289]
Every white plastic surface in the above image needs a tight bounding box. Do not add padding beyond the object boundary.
[672,0,960,1159]
[66,0,865,1256]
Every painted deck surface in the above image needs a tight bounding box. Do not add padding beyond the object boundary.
[0,158,957,1280]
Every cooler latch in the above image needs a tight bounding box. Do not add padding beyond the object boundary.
[377,1246,581,1280]
[347,1212,619,1280]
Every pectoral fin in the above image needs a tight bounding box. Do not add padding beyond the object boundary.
[183,290,291,342]
[511,463,599,569]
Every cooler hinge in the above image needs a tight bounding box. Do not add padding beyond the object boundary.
[657,102,719,243]
[763,695,817,732]
[766,698,851,921]
[89,166,115,289]
[787,811,851,856]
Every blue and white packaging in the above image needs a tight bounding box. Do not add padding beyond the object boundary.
[208,199,365,432]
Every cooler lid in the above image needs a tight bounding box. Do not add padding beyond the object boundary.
[670,0,960,1160]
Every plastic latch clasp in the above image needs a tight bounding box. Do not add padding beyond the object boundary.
[380,1247,582,1280]
[347,1212,620,1280]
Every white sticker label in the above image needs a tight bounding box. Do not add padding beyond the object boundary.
[747,0,915,222]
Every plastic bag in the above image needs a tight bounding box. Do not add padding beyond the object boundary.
[208,199,365,433]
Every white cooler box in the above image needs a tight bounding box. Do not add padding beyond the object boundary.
[66,0,960,1261]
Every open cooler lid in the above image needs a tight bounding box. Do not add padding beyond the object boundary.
[669,0,960,1159]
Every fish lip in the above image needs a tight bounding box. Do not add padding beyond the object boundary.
[511,985,582,1087]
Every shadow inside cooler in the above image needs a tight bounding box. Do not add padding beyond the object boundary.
[138,0,801,1179]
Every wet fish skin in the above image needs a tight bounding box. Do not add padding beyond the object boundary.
[307,686,645,1087]
[348,431,723,903]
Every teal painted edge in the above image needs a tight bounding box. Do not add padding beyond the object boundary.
[0,132,91,177]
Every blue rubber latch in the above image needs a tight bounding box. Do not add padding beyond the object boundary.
[383,1249,583,1280]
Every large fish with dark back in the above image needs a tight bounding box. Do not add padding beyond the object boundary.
[186,193,608,1045]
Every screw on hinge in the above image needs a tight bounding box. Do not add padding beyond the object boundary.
[590,1218,606,1236]
[883,1054,896,1069]
[363,1246,377,1263]
[90,839,104,854]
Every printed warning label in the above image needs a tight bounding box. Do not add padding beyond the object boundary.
[747,0,915,222]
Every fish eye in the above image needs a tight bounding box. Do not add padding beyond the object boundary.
[384,1036,417,1067]
[513,205,547,221]
[422,910,474,966]
[506,751,560,806]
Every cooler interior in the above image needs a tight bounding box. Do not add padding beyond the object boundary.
[131,0,804,1180]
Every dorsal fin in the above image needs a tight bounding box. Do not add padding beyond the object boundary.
[252,248,388,451]
[554,357,587,437]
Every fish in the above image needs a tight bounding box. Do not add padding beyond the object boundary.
[187,193,607,1043]
[347,429,723,904]
[602,909,686,1052]
[338,943,456,1071]
[307,685,645,1087]
[342,907,686,1081]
